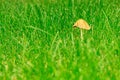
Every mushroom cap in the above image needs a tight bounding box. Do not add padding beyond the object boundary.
[73,19,90,30]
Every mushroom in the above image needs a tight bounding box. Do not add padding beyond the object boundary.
[73,19,90,40]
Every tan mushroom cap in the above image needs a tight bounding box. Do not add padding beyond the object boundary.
[73,19,90,30]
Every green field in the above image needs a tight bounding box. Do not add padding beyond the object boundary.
[0,0,120,80]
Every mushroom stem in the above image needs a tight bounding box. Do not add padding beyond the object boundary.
[80,29,83,40]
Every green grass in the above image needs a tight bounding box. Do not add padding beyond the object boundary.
[0,0,120,80]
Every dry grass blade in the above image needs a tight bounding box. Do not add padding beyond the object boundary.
[25,26,52,36]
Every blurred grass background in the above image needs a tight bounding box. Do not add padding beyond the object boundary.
[0,0,120,80]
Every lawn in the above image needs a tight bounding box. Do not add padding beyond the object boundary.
[0,0,120,80]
